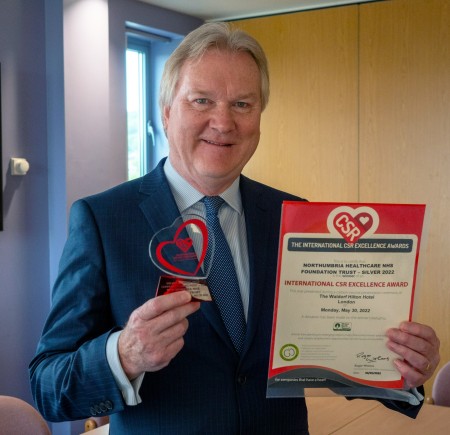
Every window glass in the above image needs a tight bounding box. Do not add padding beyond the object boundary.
[126,42,149,180]
[126,31,182,180]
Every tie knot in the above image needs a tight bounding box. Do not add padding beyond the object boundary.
[202,196,225,217]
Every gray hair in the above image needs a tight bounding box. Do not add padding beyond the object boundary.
[159,22,270,114]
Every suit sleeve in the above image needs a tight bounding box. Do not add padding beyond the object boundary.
[29,199,126,422]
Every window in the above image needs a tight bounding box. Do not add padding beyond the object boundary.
[126,40,150,180]
[126,28,182,180]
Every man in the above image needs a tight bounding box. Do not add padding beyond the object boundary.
[30,23,440,434]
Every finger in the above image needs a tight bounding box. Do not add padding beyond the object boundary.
[136,291,195,321]
[154,337,186,370]
[392,359,426,388]
[386,321,440,383]
[398,321,439,345]
[386,322,440,358]
[386,338,430,373]
[386,327,431,357]
[138,320,190,372]
[157,317,190,346]
[138,301,200,339]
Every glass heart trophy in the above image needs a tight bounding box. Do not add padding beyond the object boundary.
[149,214,214,302]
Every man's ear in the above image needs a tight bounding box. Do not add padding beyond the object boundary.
[162,106,170,131]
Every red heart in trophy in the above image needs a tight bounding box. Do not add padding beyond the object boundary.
[155,218,208,277]
[175,237,193,252]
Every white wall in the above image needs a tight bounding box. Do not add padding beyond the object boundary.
[64,0,124,211]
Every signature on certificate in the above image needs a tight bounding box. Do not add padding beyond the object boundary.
[356,352,390,363]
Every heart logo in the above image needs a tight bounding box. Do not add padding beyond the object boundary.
[359,216,370,226]
[149,215,211,278]
[327,206,379,244]
[354,212,374,230]
[175,238,193,252]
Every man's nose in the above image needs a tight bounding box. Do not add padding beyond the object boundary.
[210,105,235,133]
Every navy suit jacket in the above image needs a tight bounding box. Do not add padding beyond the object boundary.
[30,159,421,434]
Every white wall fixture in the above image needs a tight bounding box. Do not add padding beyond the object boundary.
[10,158,30,176]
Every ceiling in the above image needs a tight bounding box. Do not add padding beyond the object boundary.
[138,0,377,21]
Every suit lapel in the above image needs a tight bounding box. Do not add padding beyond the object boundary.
[138,160,180,235]
[240,177,273,356]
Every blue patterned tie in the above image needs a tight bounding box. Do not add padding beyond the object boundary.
[202,196,246,354]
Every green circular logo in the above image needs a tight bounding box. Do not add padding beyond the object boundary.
[279,344,299,361]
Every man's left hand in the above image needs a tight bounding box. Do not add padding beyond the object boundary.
[386,321,440,388]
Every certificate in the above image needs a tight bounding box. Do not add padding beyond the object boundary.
[267,202,427,398]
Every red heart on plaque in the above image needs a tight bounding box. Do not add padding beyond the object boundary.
[333,212,373,243]
[176,238,193,252]
[155,219,208,277]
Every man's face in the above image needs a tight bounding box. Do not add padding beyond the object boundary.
[163,49,262,195]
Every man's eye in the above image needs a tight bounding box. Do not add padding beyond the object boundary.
[194,98,209,104]
[235,101,249,109]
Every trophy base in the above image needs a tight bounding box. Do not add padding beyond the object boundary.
[156,275,212,302]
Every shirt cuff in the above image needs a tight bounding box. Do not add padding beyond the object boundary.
[106,330,145,406]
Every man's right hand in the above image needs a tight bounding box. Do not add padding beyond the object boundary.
[118,290,200,380]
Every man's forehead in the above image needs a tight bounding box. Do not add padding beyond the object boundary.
[183,49,257,71]
[179,51,260,85]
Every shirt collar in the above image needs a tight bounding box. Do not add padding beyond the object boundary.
[164,158,243,215]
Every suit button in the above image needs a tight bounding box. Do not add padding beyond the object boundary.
[237,375,247,384]
[105,400,113,410]
[90,406,98,416]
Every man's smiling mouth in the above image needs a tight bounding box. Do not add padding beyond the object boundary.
[204,139,232,147]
